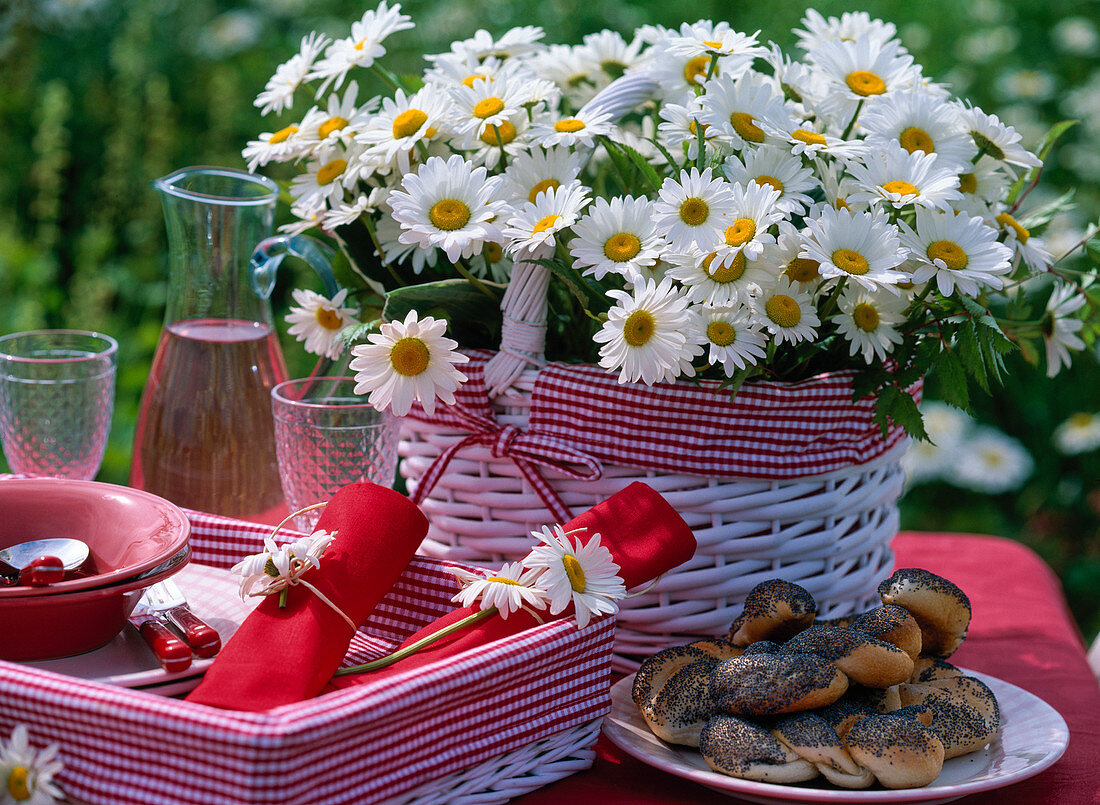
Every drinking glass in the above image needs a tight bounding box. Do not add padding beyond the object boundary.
[0,330,118,480]
[271,377,399,532]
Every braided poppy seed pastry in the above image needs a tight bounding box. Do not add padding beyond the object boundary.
[814,611,871,629]
[851,605,923,661]
[699,714,818,783]
[687,637,744,662]
[770,712,874,789]
[878,569,971,658]
[741,640,781,656]
[818,699,875,739]
[898,675,1000,758]
[727,579,817,646]
[909,656,965,684]
[846,683,902,714]
[780,625,914,688]
[633,645,718,746]
[844,714,946,789]
[710,652,849,716]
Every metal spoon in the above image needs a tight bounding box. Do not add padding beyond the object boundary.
[0,538,90,581]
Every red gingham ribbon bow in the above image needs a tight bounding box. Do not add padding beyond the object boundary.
[409,406,602,523]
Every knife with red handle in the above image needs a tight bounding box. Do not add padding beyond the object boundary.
[132,616,193,673]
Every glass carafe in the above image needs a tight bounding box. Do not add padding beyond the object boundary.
[131,166,338,521]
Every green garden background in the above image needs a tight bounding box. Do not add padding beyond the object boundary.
[1,0,1098,639]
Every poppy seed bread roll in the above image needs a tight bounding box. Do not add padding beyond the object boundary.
[898,675,1000,758]
[780,625,914,688]
[710,652,849,715]
[727,579,817,646]
[851,605,923,661]
[700,714,818,783]
[878,569,971,658]
[633,645,718,747]
[770,712,872,788]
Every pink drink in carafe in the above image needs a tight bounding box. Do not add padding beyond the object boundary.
[131,319,287,518]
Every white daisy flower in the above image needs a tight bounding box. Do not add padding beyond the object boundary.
[644,34,730,104]
[799,206,908,292]
[295,81,375,152]
[529,107,617,149]
[956,104,1042,176]
[766,222,824,289]
[321,189,386,231]
[947,427,1033,494]
[569,196,666,281]
[835,287,907,363]
[349,309,469,417]
[794,9,899,52]
[656,100,719,162]
[902,400,973,485]
[450,561,548,619]
[522,525,626,629]
[578,29,645,86]
[464,112,533,171]
[667,248,775,306]
[434,26,546,62]
[695,304,768,375]
[356,86,453,176]
[664,25,767,77]
[860,90,978,172]
[242,122,308,172]
[1053,412,1100,455]
[1041,283,1087,378]
[995,211,1054,274]
[594,277,701,385]
[499,147,583,205]
[289,146,354,210]
[448,76,531,142]
[422,52,518,89]
[697,72,795,150]
[807,35,920,106]
[387,154,508,263]
[308,1,415,93]
[898,207,1013,297]
[749,275,821,345]
[653,167,736,252]
[478,240,513,284]
[376,214,440,275]
[846,144,963,211]
[950,158,1008,215]
[279,203,325,237]
[719,180,784,261]
[759,117,869,160]
[723,145,818,215]
[0,725,64,805]
[526,44,601,108]
[233,530,336,600]
[503,181,590,258]
[255,32,328,115]
[285,288,360,360]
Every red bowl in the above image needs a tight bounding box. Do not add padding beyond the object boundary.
[0,478,191,597]
[0,545,191,661]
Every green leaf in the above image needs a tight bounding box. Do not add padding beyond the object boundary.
[956,321,989,393]
[1006,120,1077,206]
[335,319,380,351]
[383,278,505,348]
[933,347,970,410]
[1017,336,1041,367]
[1017,189,1076,230]
[647,136,681,172]
[604,138,662,194]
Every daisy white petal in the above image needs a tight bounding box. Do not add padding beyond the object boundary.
[499,147,583,205]
[529,107,617,149]
[1053,412,1100,455]
[860,89,978,173]
[835,287,907,363]
[722,145,818,216]
[255,32,329,115]
[694,303,768,376]
[846,144,963,211]
[994,210,1054,274]
[308,2,415,94]
[522,525,626,629]
[697,72,795,150]
[1041,283,1087,378]
[666,247,774,306]
[794,9,899,52]
[355,86,454,177]
[285,288,360,360]
[653,167,736,252]
[957,104,1042,176]
[0,725,64,805]
[897,207,1013,297]
[502,181,590,258]
[450,561,548,618]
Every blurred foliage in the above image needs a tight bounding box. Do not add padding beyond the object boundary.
[0,0,1098,637]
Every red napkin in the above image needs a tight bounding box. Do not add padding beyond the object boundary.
[326,481,696,690]
[187,482,428,711]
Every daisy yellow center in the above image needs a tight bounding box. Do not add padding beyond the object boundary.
[725,218,757,246]
[316,159,347,185]
[6,767,30,801]
[485,241,504,262]
[832,248,870,275]
[462,74,489,87]
[996,212,1030,243]
[533,213,560,234]
[315,308,343,330]
[601,59,627,78]
[473,97,505,118]
[786,257,821,283]
[1070,412,1094,427]
[971,130,1006,161]
[562,554,587,593]
[392,109,428,139]
[623,310,656,346]
[480,120,516,145]
[605,232,642,262]
[755,175,784,192]
[705,252,747,282]
[959,173,978,194]
[707,320,737,346]
[703,39,725,50]
[528,178,560,203]
[688,119,709,136]
[319,116,349,139]
[852,302,880,331]
[730,112,766,143]
[765,294,802,328]
[882,179,919,196]
[845,70,887,96]
[679,197,709,226]
[390,337,430,376]
[429,199,471,231]
[354,38,367,51]
[554,118,586,133]
[835,196,850,211]
[268,124,298,144]
[927,240,969,270]
[486,576,521,585]
[980,448,1004,467]
[792,129,826,145]
[899,126,934,153]
[684,55,710,84]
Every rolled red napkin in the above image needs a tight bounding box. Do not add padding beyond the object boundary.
[187,482,428,710]
[326,481,695,689]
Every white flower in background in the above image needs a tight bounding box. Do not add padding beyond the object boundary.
[578,29,644,86]
[448,76,531,142]
[846,144,963,211]
[951,158,1010,214]
[464,112,533,171]
[529,107,617,149]
[255,31,328,115]
[807,35,920,114]
[478,240,513,284]
[308,1,415,93]
[750,275,821,345]
[422,52,523,89]
[657,100,719,162]
[1053,412,1100,455]
[499,147,583,205]
[356,86,453,176]
[836,287,906,363]
[570,196,666,281]
[289,146,354,210]
[653,167,736,252]
[376,214,440,275]
[697,72,794,150]
[719,180,783,261]
[767,222,824,289]
[502,181,589,258]
[321,189,386,231]
[815,165,868,214]
[898,208,1013,297]
[667,248,774,307]
[666,23,765,61]
[956,105,1042,175]
[794,9,899,52]
[760,118,867,160]
[526,44,601,108]
[723,145,818,215]
[451,562,549,619]
[799,206,907,291]
[350,310,469,417]
[523,525,626,629]
[594,277,701,384]
[948,427,1034,494]
[388,154,508,263]
[296,82,376,152]
[902,400,973,485]
[859,90,978,172]
[285,288,360,360]
[0,725,63,805]
[233,530,336,600]
[695,304,768,375]
[434,25,546,62]
[643,31,728,103]
[278,204,324,236]
[1041,283,1087,378]
[242,122,308,172]
[994,210,1054,274]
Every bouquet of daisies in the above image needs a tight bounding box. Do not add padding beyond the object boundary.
[247,4,1098,437]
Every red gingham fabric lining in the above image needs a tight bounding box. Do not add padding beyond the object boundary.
[0,509,614,805]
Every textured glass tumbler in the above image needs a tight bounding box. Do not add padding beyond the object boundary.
[0,330,118,480]
[272,377,399,532]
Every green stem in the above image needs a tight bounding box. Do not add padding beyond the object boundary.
[333,607,498,675]
[370,64,406,93]
[453,258,499,300]
[841,100,864,140]
[819,278,847,320]
[492,124,508,168]
[705,52,720,81]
